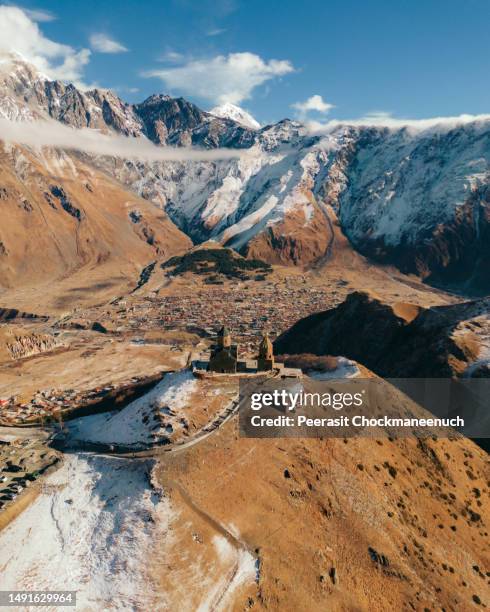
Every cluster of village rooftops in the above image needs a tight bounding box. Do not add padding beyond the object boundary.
[194,326,302,378]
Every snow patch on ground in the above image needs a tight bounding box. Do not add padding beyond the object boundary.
[196,535,256,612]
[461,326,490,378]
[68,369,197,447]
[307,357,360,380]
[0,454,172,611]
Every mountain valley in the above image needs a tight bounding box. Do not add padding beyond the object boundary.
[0,50,489,612]
[1,51,489,297]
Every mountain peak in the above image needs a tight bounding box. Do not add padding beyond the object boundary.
[0,51,45,82]
[138,93,173,106]
[209,102,260,130]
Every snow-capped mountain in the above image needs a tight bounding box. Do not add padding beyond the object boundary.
[334,125,490,294]
[0,52,489,295]
[0,52,140,132]
[0,52,255,146]
[209,103,260,130]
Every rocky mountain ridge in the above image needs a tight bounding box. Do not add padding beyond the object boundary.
[274,291,490,378]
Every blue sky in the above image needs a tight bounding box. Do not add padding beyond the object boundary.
[2,0,490,125]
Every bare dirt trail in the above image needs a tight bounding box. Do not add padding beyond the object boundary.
[53,393,240,457]
[157,474,258,612]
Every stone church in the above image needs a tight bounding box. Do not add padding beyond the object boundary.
[208,326,238,373]
[207,327,276,373]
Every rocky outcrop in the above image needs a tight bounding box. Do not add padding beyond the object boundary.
[133,94,256,148]
[274,291,490,378]
[6,332,61,360]
[50,186,83,221]
[133,95,204,145]
[0,308,47,321]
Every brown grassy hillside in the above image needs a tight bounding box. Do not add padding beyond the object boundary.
[0,143,191,312]
[156,376,490,611]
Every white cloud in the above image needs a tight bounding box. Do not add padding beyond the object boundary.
[143,51,294,105]
[362,111,393,121]
[0,6,90,86]
[89,33,128,54]
[292,94,334,119]
[158,50,185,63]
[206,28,226,36]
[0,117,254,161]
[23,7,56,22]
[306,112,490,135]
[112,85,140,95]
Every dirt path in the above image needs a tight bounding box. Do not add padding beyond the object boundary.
[70,395,258,609]
[54,394,240,457]
[158,475,257,611]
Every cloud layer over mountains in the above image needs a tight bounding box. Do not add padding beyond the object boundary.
[0,118,246,161]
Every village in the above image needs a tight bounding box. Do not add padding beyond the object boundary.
[0,430,60,516]
[109,280,343,348]
[0,378,152,426]
[0,278,345,426]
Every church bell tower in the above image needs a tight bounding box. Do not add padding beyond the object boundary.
[257,332,275,371]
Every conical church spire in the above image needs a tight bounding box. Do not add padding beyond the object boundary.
[257,332,274,370]
[217,325,231,348]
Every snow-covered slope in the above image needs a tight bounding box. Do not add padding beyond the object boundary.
[92,118,334,265]
[0,454,172,610]
[68,370,197,447]
[209,103,260,130]
[334,124,490,293]
[107,117,490,290]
